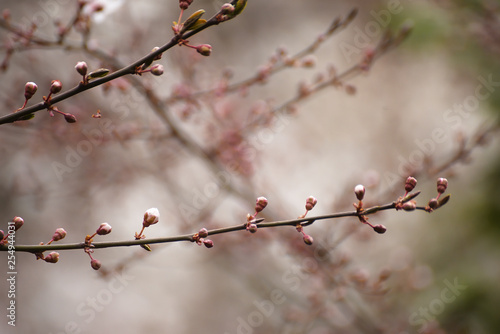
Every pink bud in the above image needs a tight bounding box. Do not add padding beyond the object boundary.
[64,113,77,123]
[24,82,38,100]
[405,176,417,193]
[221,3,235,14]
[305,196,318,211]
[44,252,60,263]
[437,178,448,194]
[52,228,67,242]
[96,222,112,235]
[255,197,268,213]
[373,224,387,234]
[0,230,4,240]
[247,223,258,233]
[203,239,214,248]
[179,0,193,10]
[402,201,417,211]
[143,208,160,227]
[428,198,439,210]
[354,184,365,201]
[150,64,164,76]
[50,80,62,94]
[91,259,102,270]
[75,61,88,76]
[198,228,208,238]
[196,44,212,56]
[303,234,314,245]
[13,216,24,231]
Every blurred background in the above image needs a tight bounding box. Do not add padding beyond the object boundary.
[0,0,499,333]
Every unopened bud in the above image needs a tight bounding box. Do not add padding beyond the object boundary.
[150,64,164,76]
[96,222,112,235]
[402,200,417,211]
[221,3,235,14]
[198,228,209,238]
[405,176,417,193]
[64,113,77,123]
[247,223,258,233]
[196,44,212,56]
[44,252,60,263]
[373,224,387,234]
[305,196,318,211]
[436,178,448,194]
[303,234,314,245]
[24,82,38,100]
[50,80,62,94]
[354,184,365,201]
[300,55,316,68]
[143,208,160,227]
[0,230,4,240]
[52,228,67,242]
[255,197,268,212]
[428,198,439,210]
[75,61,88,76]
[91,259,102,270]
[13,216,24,231]
[179,0,193,10]
[203,239,214,248]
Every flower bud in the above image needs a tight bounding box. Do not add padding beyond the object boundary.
[96,222,112,235]
[50,80,62,94]
[143,208,160,227]
[247,223,258,233]
[203,239,214,248]
[428,198,439,210]
[437,178,448,194]
[405,176,417,193]
[402,201,417,211]
[64,113,77,123]
[179,0,193,10]
[354,184,365,201]
[75,61,88,76]
[196,44,212,56]
[303,234,314,245]
[221,3,235,14]
[255,197,268,213]
[300,55,316,68]
[91,259,102,270]
[150,64,164,76]
[0,230,4,240]
[305,196,318,211]
[44,252,60,263]
[198,228,209,238]
[24,82,38,100]
[52,228,67,242]
[373,224,387,234]
[13,216,24,231]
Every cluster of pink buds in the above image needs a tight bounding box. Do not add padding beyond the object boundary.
[192,228,214,248]
[134,208,160,252]
[34,226,68,264]
[84,222,113,270]
[353,184,387,234]
[245,196,268,233]
[426,178,450,212]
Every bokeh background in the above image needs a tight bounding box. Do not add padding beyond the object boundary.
[1,0,499,333]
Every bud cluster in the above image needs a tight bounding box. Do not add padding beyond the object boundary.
[425,178,450,212]
[192,228,214,248]
[246,197,268,233]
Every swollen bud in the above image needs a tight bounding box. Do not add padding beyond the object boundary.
[150,64,164,76]
[303,234,314,245]
[24,82,38,100]
[221,3,235,14]
[50,80,62,94]
[44,252,60,263]
[373,224,387,234]
[354,184,365,201]
[247,223,258,233]
[91,259,102,270]
[96,222,112,235]
[402,201,417,211]
[13,216,24,231]
[405,176,417,193]
[52,228,67,242]
[143,208,160,227]
[75,61,88,76]
[196,44,212,56]
[203,239,214,248]
[255,197,268,213]
[198,228,209,238]
[437,178,448,194]
[64,113,77,123]
[428,198,439,210]
[305,196,318,211]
